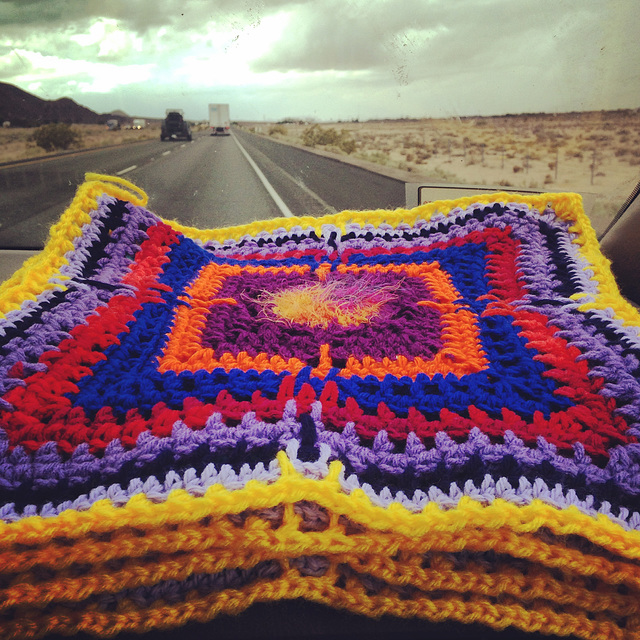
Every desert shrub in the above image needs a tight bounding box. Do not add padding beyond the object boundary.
[31,123,81,151]
[301,124,340,147]
[300,125,356,154]
[371,151,389,165]
[586,133,613,143]
[339,137,356,154]
[360,150,389,165]
[513,165,523,173]
[544,174,553,184]
[268,124,287,136]
[401,135,415,148]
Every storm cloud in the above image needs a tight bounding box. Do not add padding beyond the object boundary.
[0,0,637,120]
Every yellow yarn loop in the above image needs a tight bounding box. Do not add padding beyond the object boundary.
[0,174,149,317]
[1,455,639,558]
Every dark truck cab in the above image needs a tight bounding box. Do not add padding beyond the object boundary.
[161,110,192,141]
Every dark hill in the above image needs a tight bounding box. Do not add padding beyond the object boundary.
[0,82,122,127]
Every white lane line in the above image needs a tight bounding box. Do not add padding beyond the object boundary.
[293,176,337,214]
[232,132,293,218]
[162,150,171,156]
[116,165,137,176]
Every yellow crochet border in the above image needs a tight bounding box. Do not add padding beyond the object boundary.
[2,453,639,558]
[1,173,639,328]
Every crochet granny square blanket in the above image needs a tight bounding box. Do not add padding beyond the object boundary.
[1,174,640,640]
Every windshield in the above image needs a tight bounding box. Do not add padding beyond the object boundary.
[0,0,638,246]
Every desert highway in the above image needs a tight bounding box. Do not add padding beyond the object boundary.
[0,129,405,249]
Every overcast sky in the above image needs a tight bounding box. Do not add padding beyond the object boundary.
[0,0,639,122]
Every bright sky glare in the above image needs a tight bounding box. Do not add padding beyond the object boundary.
[0,0,638,122]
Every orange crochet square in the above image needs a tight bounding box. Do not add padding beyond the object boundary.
[157,261,487,381]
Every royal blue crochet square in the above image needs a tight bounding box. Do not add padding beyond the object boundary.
[69,232,572,418]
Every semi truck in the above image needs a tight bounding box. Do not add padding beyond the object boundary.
[208,104,230,136]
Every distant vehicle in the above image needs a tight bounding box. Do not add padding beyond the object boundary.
[132,118,146,129]
[161,110,192,141]
[208,103,231,136]
[105,119,120,131]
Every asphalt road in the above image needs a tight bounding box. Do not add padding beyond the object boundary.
[0,129,405,249]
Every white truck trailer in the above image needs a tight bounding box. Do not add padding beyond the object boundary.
[208,104,230,136]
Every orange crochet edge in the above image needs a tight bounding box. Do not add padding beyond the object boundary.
[1,453,640,640]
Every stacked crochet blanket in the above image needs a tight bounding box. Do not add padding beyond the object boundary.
[1,174,640,639]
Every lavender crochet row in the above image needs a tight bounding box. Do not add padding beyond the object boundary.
[2,402,640,527]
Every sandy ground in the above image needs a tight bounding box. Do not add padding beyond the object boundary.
[0,124,161,164]
[2,113,638,235]
[247,110,640,235]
